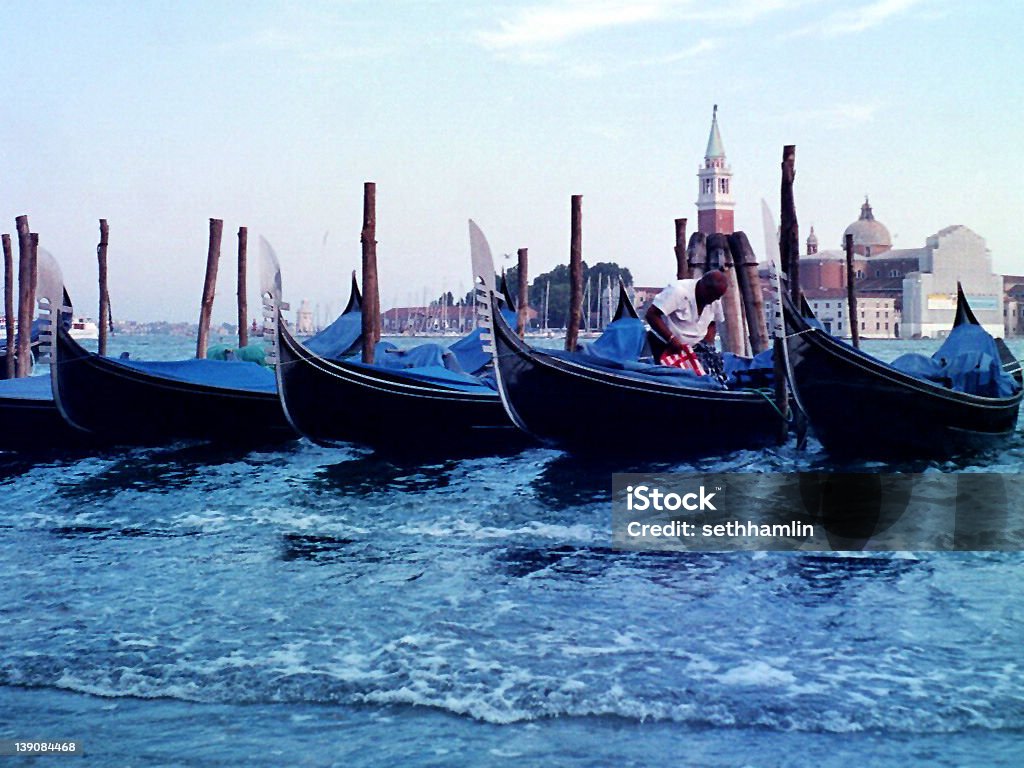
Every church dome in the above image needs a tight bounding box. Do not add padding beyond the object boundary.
[842,197,891,255]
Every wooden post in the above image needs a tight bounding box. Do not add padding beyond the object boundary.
[361,182,380,364]
[674,218,688,279]
[707,233,745,355]
[773,337,790,443]
[729,231,770,354]
[196,218,223,359]
[565,195,583,352]
[845,233,860,348]
[29,234,38,300]
[780,145,800,304]
[97,219,110,356]
[516,247,528,338]
[686,232,707,280]
[237,226,248,349]
[15,216,33,377]
[3,234,13,379]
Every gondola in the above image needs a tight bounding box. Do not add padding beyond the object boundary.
[470,220,787,456]
[50,254,301,446]
[262,238,524,452]
[0,252,102,451]
[781,285,1023,457]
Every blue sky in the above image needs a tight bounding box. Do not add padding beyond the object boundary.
[2,0,1022,323]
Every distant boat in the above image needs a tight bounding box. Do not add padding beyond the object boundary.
[68,317,99,340]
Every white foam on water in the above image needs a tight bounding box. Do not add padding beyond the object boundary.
[401,517,597,543]
[719,661,796,687]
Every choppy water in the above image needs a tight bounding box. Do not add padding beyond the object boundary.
[1,334,1023,766]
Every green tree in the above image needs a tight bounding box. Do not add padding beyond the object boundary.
[504,262,633,329]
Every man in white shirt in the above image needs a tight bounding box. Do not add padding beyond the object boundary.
[645,270,728,371]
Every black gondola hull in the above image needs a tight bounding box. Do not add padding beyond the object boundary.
[277,322,522,452]
[782,294,1021,457]
[53,328,293,444]
[491,308,784,456]
[0,394,99,451]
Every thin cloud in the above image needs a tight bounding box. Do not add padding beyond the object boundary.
[477,2,667,50]
[792,102,881,127]
[557,38,717,79]
[794,0,925,37]
[477,0,800,53]
[648,38,717,65]
[557,37,716,79]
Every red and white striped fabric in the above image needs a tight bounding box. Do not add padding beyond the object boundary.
[659,345,705,375]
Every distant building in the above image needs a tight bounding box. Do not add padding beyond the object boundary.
[1004,276,1024,337]
[381,304,487,335]
[843,198,892,256]
[295,300,315,335]
[786,200,1005,338]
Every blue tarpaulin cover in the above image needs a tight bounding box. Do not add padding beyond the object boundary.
[0,375,52,401]
[891,323,1020,398]
[722,348,776,388]
[342,358,495,393]
[446,327,492,375]
[305,311,363,359]
[446,309,519,375]
[111,358,278,394]
[373,341,466,373]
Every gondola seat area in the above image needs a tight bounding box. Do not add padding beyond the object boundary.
[889,323,1021,398]
[574,315,776,392]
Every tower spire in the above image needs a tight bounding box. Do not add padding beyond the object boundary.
[696,105,734,235]
[705,104,725,159]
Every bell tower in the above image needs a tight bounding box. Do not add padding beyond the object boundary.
[696,105,735,235]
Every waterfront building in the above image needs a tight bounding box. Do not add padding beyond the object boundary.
[1002,276,1024,337]
[295,300,315,335]
[789,200,1004,338]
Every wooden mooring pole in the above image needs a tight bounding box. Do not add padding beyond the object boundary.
[674,218,688,279]
[729,231,769,355]
[3,234,14,379]
[707,233,746,355]
[776,144,801,444]
[30,234,38,300]
[237,226,248,349]
[565,194,583,352]
[845,233,860,349]
[15,216,34,377]
[97,219,110,356]
[361,182,380,364]
[196,218,223,359]
[780,145,800,305]
[686,232,707,280]
[516,247,528,338]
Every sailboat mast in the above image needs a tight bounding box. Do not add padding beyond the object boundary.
[606,278,612,329]
[543,280,550,333]
[585,276,592,333]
